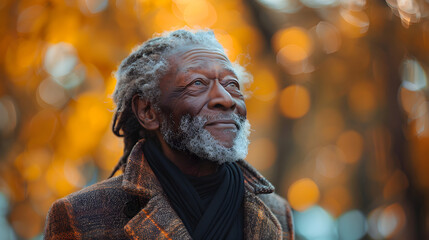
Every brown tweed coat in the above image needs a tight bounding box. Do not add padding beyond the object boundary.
[44,140,294,239]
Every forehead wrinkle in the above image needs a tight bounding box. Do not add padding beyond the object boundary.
[183,64,237,77]
[179,47,229,60]
[179,58,237,79]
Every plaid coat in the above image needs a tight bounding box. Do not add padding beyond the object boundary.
[45,140,294,239]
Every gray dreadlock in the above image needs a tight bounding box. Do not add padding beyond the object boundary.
[110,29,252,177]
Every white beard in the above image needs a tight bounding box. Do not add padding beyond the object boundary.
[160,113,251,164]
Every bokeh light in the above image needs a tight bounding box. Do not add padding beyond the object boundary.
[0,193,16,239]
[339,8,370,38]
[399,86,426,118]
[272,27,313,54]
[5,38,41,84]
[287,178,320,211]
[80,0,109,14]
[279,85,311,119]
[249,68,279,102]
[182,0,217,27]
[337,210,368,240]
[313,21,342,54]
[386,0,423,27]
[320,186,352,217]
[367,207,384,239]
[301,0,338,9]
[273,27,314,74]
[401,57,427,91]
[44,42,78,78]
[37,78,70,108]
[314,145,346,178]
[294,206,337,239]
[17,5,47,34]
[378,203,407,238]
[257,0,302,13]
[383,170,409,199]
[367,203,407,239]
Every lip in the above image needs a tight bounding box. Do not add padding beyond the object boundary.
[205,120,238,129]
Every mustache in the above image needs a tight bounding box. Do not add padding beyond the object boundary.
[198,113,246,128]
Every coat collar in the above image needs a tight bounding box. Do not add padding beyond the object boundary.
[122,139,281,240]
[122,139,275,198]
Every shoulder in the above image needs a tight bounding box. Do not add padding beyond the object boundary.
[258,193,295,240]
[45,196,82,239]
[45,175,134,239]
[59,175,132,221]
[65,175,127,209]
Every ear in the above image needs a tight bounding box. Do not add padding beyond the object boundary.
[131,95,160,131]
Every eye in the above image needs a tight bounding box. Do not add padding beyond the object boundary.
[193,80,203,86]
[190,78,207,86]
[226,81,240,90]
[186,78,207,91]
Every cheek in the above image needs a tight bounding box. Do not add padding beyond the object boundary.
[180,96,207,112]
[170,98,205,122]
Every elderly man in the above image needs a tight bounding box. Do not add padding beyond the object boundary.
[45,29,294,240]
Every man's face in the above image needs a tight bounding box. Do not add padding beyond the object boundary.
[157,45,250,163]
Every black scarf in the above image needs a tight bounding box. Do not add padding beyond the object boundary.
[142,139,244,240]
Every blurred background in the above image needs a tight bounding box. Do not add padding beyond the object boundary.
[0,0,428,239]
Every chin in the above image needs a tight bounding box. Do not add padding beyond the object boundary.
[206,130,237,148]
[216,140,234,149]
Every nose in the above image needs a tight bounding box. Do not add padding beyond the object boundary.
[207,80,236,111]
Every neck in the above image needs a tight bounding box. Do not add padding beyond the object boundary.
[155,134,219,177]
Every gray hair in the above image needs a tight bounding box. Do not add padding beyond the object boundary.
[110,29,252,177]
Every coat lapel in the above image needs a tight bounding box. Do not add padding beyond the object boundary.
[124,193,191,240]
[239,160,283,240]
[243,191,283,240]
[121,140,282,240]
[121,140,191,240]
